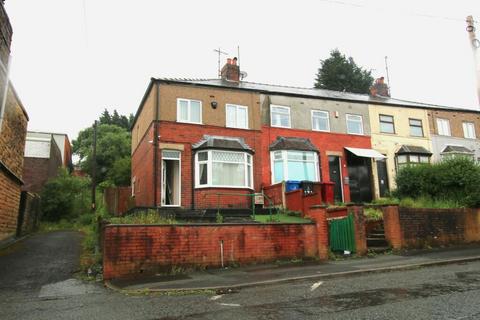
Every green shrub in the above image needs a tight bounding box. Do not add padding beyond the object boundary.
[40,169,91,221]
[394,157,480,207]
[364,208,383,221]
[77,213,95,226]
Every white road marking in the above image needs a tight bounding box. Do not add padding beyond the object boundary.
[210,295,223,301]
[310,281,324,292]
[219,303,241,307]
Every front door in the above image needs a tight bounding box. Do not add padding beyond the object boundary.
[328,156,343,203]
[161,150,181,207]
[346,152,373,203]
[376,158,389,197]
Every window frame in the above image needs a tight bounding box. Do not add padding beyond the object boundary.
[396,154,430,171]
[311,110,330,132]
[462,122,476,139]
[409,118,424,137]
[177,98,202,124]
[270,105,291,128]
[379,114,395,134]
[195,150,253,189]
[346,114,364,135]
[270,150,320,184]
[436,118,451,136]
[226,103,249,129]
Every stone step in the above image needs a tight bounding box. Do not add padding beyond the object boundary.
[367,238,389,247]
[368,246,391,254]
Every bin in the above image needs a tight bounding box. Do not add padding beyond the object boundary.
[285,180,301,192]
[300,181,314,195]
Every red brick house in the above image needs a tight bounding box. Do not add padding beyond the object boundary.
[130,59,389,210]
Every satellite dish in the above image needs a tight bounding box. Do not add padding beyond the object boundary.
[240,71,248,80]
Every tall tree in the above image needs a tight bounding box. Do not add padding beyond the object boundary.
[73,108,134,186]
[314,49,374,94]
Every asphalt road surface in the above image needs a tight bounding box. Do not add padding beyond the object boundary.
[1,231,480,319]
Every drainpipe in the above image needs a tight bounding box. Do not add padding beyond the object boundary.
[191,151,195,210]
[153,82,159,207]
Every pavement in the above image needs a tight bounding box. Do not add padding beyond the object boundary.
[107,244,480,292]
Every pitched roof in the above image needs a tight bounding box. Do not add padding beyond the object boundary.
[192,135,253,153]
[153,78,476,112]
[269,136,318,152]
[441,145,474,154]
[396,145,432,155]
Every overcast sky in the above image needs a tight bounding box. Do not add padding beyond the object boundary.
[4,0,480,142]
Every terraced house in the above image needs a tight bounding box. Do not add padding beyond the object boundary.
[131,59,480,212]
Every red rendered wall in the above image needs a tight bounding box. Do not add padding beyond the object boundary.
[261,126,372,203]
[103,223,318,280]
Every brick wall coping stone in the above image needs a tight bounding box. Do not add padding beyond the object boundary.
[310,205,328,209]
[105,222,316,228]
[326,206,348,212]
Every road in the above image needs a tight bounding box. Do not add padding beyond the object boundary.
[1,231,480,319]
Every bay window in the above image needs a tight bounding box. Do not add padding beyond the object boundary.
[271,150,319,184]
[195,150,253,188]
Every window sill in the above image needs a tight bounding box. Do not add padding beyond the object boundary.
[271,124,292,129]
[177,120,203,125]
[312,128,331,133]
[195,185,254,190]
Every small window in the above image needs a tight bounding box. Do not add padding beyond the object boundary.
[177,98,202,124]
[436,118,451,136]
[346,114,364,135]
[311,110,330,132]
[463,122,476,139]
[409,119,424,137]
[271,105,291,128]
[379,115,395,134]
[226,104,248,129]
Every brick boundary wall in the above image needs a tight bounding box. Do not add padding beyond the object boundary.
[0,170,21,241]
[381,205,480,249]
[103,222,319,280]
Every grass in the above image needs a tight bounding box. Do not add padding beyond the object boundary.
[253,214,311,223]
[363,207,383,221]
[108,211,177,224]
[399,197,462,209]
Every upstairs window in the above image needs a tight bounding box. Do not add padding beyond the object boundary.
[271,105,291,128]
[436,118,451,136]
[271,150,319,184]
[379,115,395,134]
[463,122,476,139]
[177,98,202,124]
[226,104,248,129]
[311,110,330,132]
[346,114,364,135]
[409,119,424,137]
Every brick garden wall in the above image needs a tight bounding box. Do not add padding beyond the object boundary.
[262,182,284,206]
[381,206,480,249]
[0,171,21,240]
[103,222,318,280]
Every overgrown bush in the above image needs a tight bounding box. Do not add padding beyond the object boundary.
[40,169,91,221]
[394,157,480,207]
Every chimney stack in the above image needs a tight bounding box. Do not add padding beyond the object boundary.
[221,57,240,82]
[370,77,390,97]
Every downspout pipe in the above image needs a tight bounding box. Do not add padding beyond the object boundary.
[153,83,159,207]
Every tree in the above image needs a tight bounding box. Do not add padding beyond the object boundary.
[314,49,374,94]
[98,108,134,130]
[72,124,131,186]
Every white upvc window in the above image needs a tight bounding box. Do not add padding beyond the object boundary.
[195,150,253,188]
[270,105,291,128]
[311,110,330,132]
[271,150,319,184]
[177,98,202,124]
[436,118,451,136]
[226,104,248,129]
[463,122,476,139]
[346,114,364,135]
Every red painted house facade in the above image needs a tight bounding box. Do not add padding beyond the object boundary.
[131,60,386,210]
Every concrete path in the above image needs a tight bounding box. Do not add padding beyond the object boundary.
[109,245,480,292]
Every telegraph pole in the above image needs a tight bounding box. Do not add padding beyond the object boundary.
[91,120,97,212]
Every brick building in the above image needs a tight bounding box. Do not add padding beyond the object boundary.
[0,2,29,242]
[22,132,66,193]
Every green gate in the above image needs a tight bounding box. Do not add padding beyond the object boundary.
[329,214,356,253]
